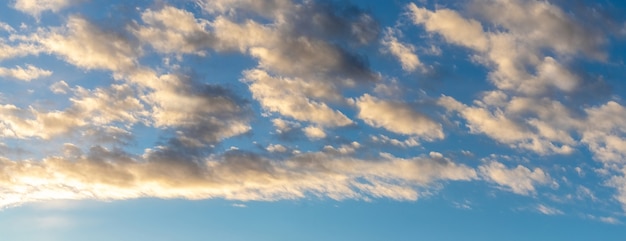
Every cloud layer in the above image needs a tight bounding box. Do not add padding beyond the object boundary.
[0,0,625,222]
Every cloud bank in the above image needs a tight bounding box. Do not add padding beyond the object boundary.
[0,0,625,222]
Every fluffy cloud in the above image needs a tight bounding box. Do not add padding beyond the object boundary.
[356,94,443,140]
[479,161,552,195]
[0,39,44,61]
[381,28,423,72]
[131,6,215,54]
[472,0,605,59]
[438,94,577,155]
[408,3,489,52]
[201,0,379,86]
[581,101,626,164]
[244,69,352,127]
[12,0,80,17]
[272,118,300,134]
[137,72,251,146]
[607,168,626,212]
[0,65,51,81]
[36,16,140,72]
[0,149,476,208]
[266,144,287,153]
[408,0,602,96]
[0,84,144,139]
[211,17,376,84]
[303,126,326,140]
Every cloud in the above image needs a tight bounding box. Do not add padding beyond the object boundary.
[131,6,215,55]
[536,204,564,215]
[322,142,360,155]
[479,161,552,195]
[355,94,443,140]
[126,2,378,137]
[381,28,423,72]
[408,0,603,96]
[211,17,375,83]
[608,169,626,210]
[438,94,577,155]
[2,0,625,219]
[0,83,144,139]
[36,16,140,72]
[370,135,420,148]
[197,0,293,17]
[199,0,378,44]
[303,126,326,140]
[408,3,489,52]
[231,203,247,208]
[266,144,287,153]
[118,68,251,148]
[0,149,476,208]
[12,0,81,17]
[471,0,606,59]
[581,101,626,164]
[0,65,51,81]
[0,39,44,61]
[49,80,70,94]
[206,1,379,84]
[0,22,15,33]
[272,118,300,134]
[587,214,622,225]
[244,69,352,127]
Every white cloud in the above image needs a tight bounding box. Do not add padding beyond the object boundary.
[12,0,80,17]
[536,204,564,215]
[479,161,552,195]
[587,214,621,224]
[266,144,287,153]
[69,84,146,125]
[0,39,44,61]
[132,6,215,55]
[322,142,360,155]
[197,0,293,17]
[0,84,144,140]
[598,217,621,225]
[472,0,605,59]
[244,69,352,127]
[408,3,489,52]
[608,169,626,210]
[208,4,378,84]
[381,28,423,72]
[0,150,476,208]
[50,80,70,94]
[36,16,140,72]
[356,94,443,140]
[373,78,403,97]
[408,0,602,96]
[581,101,626,163]
[0,22,15,33]
[438,95,577,155]
[272,118,300,134]
[303,126,326,140]
[0,65,51,81]
[231,203,247,208]
[370,135,420,148]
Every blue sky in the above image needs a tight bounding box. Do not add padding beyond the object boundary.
[1,0,626,240]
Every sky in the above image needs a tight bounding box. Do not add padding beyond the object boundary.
[1,0,626,240]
